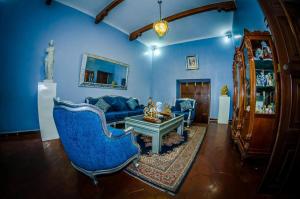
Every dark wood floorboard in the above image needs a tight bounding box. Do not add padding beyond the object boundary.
[0,124,273,199]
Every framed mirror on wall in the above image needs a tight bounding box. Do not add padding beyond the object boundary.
[79,53,129,90]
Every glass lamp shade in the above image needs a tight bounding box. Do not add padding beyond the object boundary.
[153,20,169,37]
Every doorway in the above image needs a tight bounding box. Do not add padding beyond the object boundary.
[177,79,211,123]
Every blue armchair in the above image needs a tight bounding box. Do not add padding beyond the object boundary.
[171,98,196,127]
[52,98,140,185]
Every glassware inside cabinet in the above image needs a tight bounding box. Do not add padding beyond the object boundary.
[251,39,276,114]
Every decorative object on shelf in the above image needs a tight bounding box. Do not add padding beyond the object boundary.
[220,85,229,96]
[257,70,267,86]
[255,47,263,60]
[261,41,272,60]
[254,40,272,60]
[153,0,169,38]
[256,101,264,113]
[266,73,274,86]
[44,40,55,81]
[79,53,129,89]
[186,55,198,70]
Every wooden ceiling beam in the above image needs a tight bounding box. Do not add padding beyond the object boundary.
[129,1,237,41]
[95,0,124,24]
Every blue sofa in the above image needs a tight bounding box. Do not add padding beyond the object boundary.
[172,98,196,127]
[85,96,144,125]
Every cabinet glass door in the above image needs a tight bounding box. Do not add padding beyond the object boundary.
[243,47,251,112]
[251,39,276,114]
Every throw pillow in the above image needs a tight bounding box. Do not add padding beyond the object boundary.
[127,98,139,110]
[110,98,128,111]
[95,98,111,113]
[180,101,192,112]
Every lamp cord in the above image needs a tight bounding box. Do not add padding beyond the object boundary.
[158,0,162,20]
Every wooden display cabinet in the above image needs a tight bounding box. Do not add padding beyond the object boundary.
[232,30,280,159]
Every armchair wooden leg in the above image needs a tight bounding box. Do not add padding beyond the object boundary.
[90,175,98,185]
[133,158,140,168]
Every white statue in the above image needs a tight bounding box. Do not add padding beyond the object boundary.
[44,40,55,81]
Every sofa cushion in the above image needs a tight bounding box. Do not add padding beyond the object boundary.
[114,111,129,120]
[127,98,139,110]
[127,109,144,116]
[180,101,192,112]
[102,96,128,111]
[105,112,118,123]
[106,111,128,122]
[95,98,111,112]
[86,97,100,105]
[111,100,127,111]
[175,100,183,111]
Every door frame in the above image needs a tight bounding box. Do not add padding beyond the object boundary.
[258,0,300,195]
[176,79,211,123]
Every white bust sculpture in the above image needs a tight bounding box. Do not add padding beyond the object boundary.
[44,40,55,81]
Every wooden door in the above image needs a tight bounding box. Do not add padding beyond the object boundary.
[258,0,300,196]
[180,83,194,99]
[195,83,210,123]
[180,82,210,123]
[97,71,108,84]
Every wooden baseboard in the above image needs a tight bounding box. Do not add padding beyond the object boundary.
[209,118,232,124]
[0,129,40,137]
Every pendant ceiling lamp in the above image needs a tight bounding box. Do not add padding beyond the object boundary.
[153,0,169,38]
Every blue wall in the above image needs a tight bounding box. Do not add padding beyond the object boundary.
[233,0,267,46]
[151,37,235,119]
[0,0,152,133]
[0,0,270,133]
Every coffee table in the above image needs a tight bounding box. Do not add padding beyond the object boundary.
[125,114,184,154]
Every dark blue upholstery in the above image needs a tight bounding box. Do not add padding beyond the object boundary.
[53,98,140,184]
[172,98,196,127]
[85,96,144,124]
[173,110,194,120]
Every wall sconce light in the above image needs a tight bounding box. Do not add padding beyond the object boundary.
[225,31,232,38]
[152,46,161,56]
[223,31,232,44]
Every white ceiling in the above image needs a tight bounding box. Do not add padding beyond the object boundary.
[56,0,234,47]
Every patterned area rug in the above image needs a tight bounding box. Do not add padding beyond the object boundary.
[124,126,207,195]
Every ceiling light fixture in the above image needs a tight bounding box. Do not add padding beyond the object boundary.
[153,0,169,38]
[225,31,232,38]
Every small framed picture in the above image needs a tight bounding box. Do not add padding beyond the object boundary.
[186,55,198,70]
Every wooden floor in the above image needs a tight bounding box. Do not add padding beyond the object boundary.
[0,123,273,199]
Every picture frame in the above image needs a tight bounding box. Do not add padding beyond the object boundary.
[186,55,199,70]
